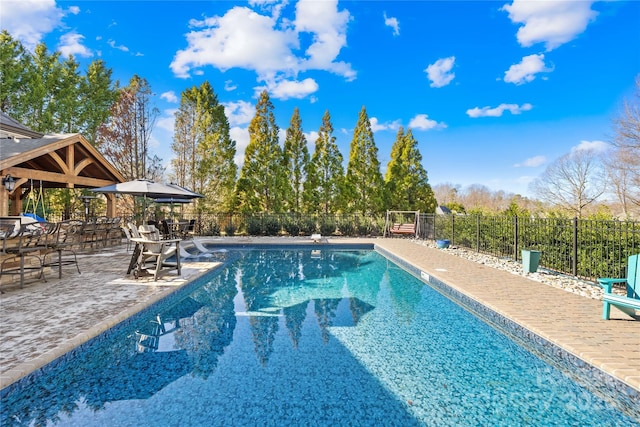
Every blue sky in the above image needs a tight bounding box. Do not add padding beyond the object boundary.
[2,0,638,197]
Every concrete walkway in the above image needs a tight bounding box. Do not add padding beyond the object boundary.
[1,237,638,400]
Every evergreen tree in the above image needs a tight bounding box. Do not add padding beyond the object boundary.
[0,30,29,114]
[385,127,437,212]
[22,43,62,132]
[236,90,285,213]
[343,106,384,214]
[282,107,309,213]
[55,55,82,133]
[303,110,344,214]
[0,32,116,142]
[80,59,117,145]
[172,81,237,213]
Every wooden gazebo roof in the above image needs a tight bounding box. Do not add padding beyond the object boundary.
[0,111,125,216]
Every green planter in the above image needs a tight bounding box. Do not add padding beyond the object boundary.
[522,249,541,273]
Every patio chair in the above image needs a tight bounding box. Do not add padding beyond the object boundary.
[81,218,98,249]
[106,217,122,246]
[127,222,142,239]
[192,239,214,255]
[598,254,640,320]
[1,221,48,288]
[178,245,198,259]
[134,225,181,281]
[121,225,134,252]
[43,220,83,278]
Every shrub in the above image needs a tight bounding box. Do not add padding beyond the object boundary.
[206,221,221,236]
[246,216,262,235]
[264,217,281,236]
[283,219,301,236]
[299,218,317,234]
[337,218,355,236]
[319,218,336,235]
[224,223,236,236]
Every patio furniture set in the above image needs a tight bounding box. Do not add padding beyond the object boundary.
[125,222,182,281]
[0,216,125,290]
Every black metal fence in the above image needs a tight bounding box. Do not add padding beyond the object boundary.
[420,213,640,281]
[44,208,640,281]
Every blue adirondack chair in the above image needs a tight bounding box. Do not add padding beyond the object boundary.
[597,254,640,320]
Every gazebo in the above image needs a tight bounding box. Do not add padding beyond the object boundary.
[0,111,124,217]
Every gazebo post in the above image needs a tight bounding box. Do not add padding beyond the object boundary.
[106,194,117,218]
[0,189,8,216]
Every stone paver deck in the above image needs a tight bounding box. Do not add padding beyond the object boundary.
[1,237,638,401]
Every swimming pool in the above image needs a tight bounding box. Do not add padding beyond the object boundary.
[1,248,638,426]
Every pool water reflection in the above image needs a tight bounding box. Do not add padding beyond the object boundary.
[1,249,637,426]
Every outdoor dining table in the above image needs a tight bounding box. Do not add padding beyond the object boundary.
[127,237,182,281]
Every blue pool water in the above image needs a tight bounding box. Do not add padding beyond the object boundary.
[1,249,638,426]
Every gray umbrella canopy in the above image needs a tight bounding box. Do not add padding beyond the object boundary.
[91,179,202,221]
[91,179,203,199]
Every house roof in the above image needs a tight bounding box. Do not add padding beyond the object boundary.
[0,111,43,139]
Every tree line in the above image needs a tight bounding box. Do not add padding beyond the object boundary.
[2,30,637,220]
[171,85,437,215]
[2,30,436,217]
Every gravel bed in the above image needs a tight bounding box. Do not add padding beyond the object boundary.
[414,240,607,300]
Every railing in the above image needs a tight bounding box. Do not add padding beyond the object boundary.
[420,213,640,281]
[43,209,640,281]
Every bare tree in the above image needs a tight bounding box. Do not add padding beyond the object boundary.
[531,149,606,218]
[609,76,640,213]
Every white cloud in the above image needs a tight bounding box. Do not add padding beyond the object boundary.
[383,12,400,36]
[466,103,533,118]
[408,114,447,131]
[0,0,65,49]
[305,130,319,145]
[160,91,178,103]
[504,54,552,85]
[68,6,80,15]
[224,80,237,91]
[156,109,177,133]
[571,140,610,153]
[514,155,546,168]
[170,1,355,91]
[224,101,255,126]
[230,126,250,167]
[501,0,598,51]
[369,117,401,132]
[425,56,455,88]
[294,0,354,78]
[58,31,92,58]
[108,39,129,52]
[260,77,319,100]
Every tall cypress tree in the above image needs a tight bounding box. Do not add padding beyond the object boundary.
[55,55,82,133]
[22,43,62,133]
[80,59,117,145]
[236,90,285,213]
[282,107,309,213]
[344,106,384,214]
[0,30,29,114]
[385,127,437,212]
[173,81,237,213]
[303,110,344,214]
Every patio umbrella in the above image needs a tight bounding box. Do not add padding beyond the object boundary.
[91,179,203,220]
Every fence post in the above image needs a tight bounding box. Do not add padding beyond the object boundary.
[476,215,480,252]
[572,217,578,276]
[514,216,519,261]
[451,214,455,245]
